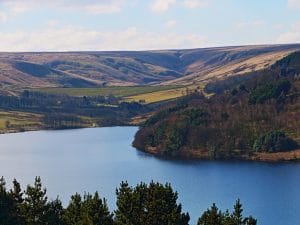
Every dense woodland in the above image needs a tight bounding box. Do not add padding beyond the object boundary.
[133,52,300,159]
[0,177,256,225]
[0,91,153,129]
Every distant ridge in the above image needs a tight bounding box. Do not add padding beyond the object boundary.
[0,44,300,94]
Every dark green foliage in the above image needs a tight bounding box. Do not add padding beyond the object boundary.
[253,130,298,152]
[197,203,223,225]
[22,176,48,225]
[134,70,299,159]
[0,177,258,225]
[166,125,187,153]
[45,199,65,225]
[0,177,24,225]
[63,194,82,225]
[64,192,113,225]
[197,199,257,225]
[232,199,244,225]
[144,103,187,127]
[183,109,210,126]
[115,181,190,225]
[273,51,300,72]
[0,90,153,129]
[249,80,291,104]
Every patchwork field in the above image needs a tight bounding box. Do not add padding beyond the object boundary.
[125,84,205,103]
[35,85,181,98]
[34,83,209,104]
[0,111,43,132]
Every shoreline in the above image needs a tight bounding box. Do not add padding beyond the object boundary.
[2,126,300,163]
[137,146,300,163]
[0,124,137,135]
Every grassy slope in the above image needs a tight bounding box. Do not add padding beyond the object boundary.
[162,50,295,85]
[35,85,206,104]
[1,44,300,94]
[0,111,43,133]
[34,85,181,98]
[0,110,103,133]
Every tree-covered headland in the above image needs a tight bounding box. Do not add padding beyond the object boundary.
[133,52,300,161]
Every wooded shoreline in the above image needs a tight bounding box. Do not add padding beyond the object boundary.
[138,146,300,162]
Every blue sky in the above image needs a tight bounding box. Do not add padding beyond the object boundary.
[0,0,300,51]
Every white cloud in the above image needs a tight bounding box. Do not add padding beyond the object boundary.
[276,21,300,43]
[0,12,7,22]
[165,20,177,28]
[47,20,60,27]
[288,0,300,9]
[182,0,208,9]
[151,0,176,12]
[0,26,208,52]
[0,0,37,22]
[277,32,300,43]
[235,20,266,30]
[4,1,34,14]
[0,0,127,18]
[84,3,123,14]
[151,0,208,12]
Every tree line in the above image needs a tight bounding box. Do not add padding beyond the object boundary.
[0,177,257,225]
[0,91,153,129]
[133,52,300,159]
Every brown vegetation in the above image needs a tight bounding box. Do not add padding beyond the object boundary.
[1,44,300,95]
[133,52,300,161]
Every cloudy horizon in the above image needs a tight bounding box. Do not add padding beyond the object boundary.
[0,0,300,52]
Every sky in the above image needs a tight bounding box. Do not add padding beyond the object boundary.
[0,0,300,51]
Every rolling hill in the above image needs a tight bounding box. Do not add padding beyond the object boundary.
[1,44,300,95]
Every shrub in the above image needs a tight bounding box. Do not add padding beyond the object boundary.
[249,80,291,104]
[253,131,298,152]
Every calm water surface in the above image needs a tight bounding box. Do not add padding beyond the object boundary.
[0,127,299,225]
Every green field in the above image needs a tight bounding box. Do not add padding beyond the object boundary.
[0,111,43,132]
[34,86,182,98]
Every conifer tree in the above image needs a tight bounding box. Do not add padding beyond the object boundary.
[232,199,244,225]
[197,203,223,225]
[23,176,48,225]
[45,198,65,225]
[0,177,25,225]
[80,192,113,225]
[115,181,190,225]
[63,193,82,225]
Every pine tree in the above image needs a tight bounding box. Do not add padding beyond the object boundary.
[0,177,11,225]
[0,177,24,225]
[115,181,189,225]
[64,192,113,225]
[63,193,82,225]
[232,199,244,225]
[197,200,257,225]
[23,176,48,225]
[80,192,113,225]
[245,216,257,225]
[45,198,65,225]
[10,179,26,225]
[115,181,136,225]
[197,203,223,225]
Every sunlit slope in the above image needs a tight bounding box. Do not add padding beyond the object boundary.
[1,44,300,94]
[161,49,296,85]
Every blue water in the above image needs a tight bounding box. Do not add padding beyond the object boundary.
[0,127,299,225]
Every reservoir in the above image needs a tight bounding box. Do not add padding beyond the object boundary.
[0,127,299,225]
